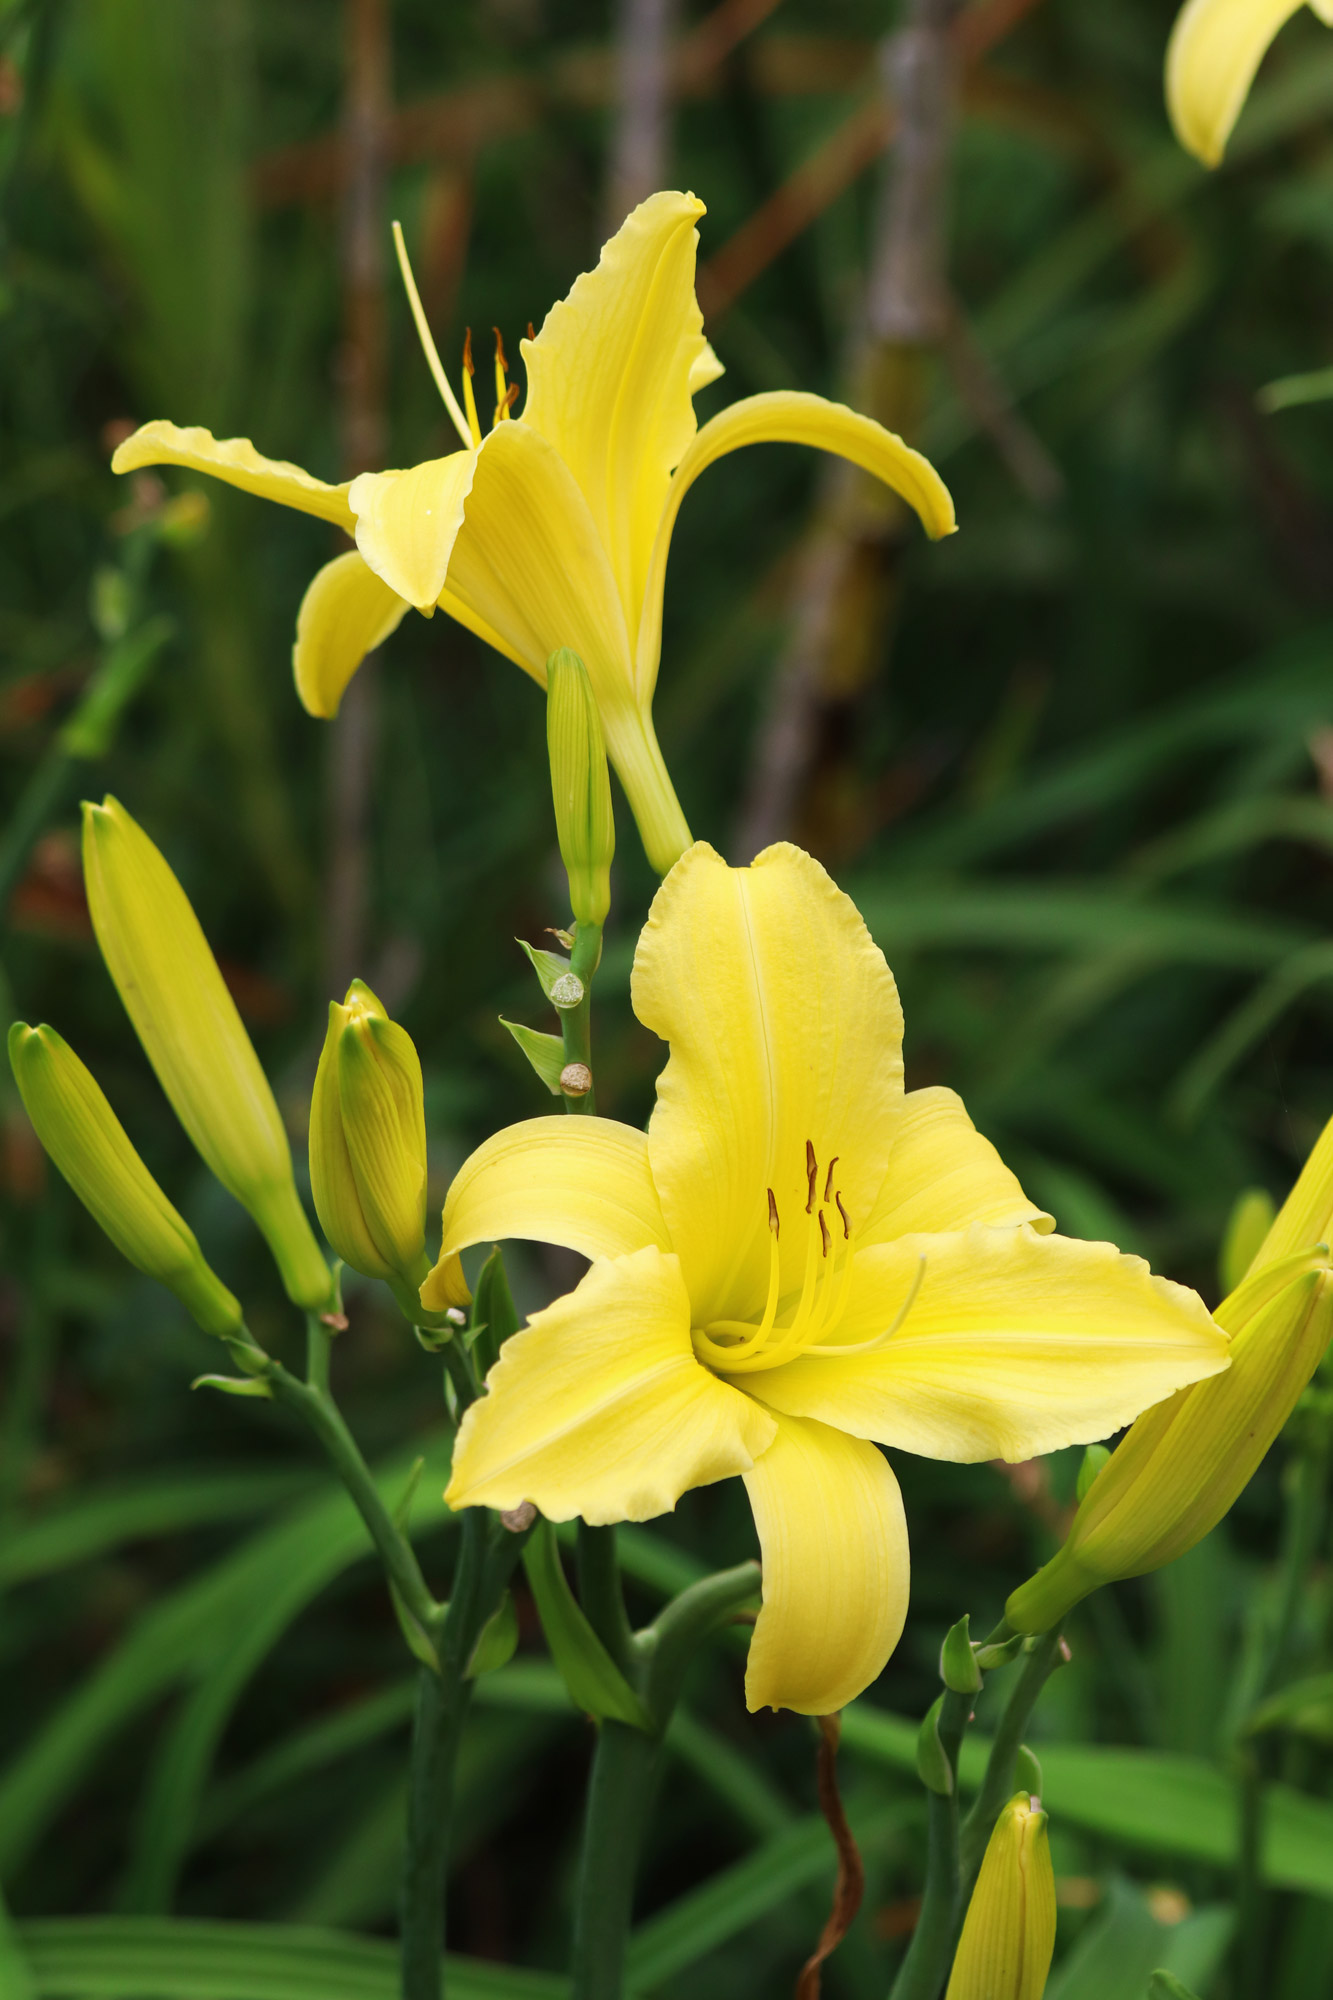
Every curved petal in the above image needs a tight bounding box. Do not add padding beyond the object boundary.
[861,1086,1052,1245]
[633,391,957,702]
[349,451,477,610]
[748,1225,1230,1463]
[632,842,904,1328]
[111,421,355,530]
[446,1246,775,1523]
[1165,0,1305,165]
[521,191,713,643]
[420,1116,671,1312]
[292,552,410,718]
[743,1414,908,1714]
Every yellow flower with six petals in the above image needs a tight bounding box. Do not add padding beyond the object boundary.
[420,843,1229,1715]
[109,192,956,873]
[1166,0,1333,165]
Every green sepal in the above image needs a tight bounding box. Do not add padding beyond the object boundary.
[389,1579,441,1673]
[916,1694,954,1796]
[500,1017,566,1096]
[1146,1974,1202,2000]
[1076,1443,1111,1502]
[940,1613,982,1694]
[522,1519,652,1731]
[470,1246,519,1376]
[467,1590,519,1677]
[190,1372,273,1399]
[1014,1743,1043,1798]
[394,1456,426,1533]
[516,938,582,1007]
[973,1632,1024,1671]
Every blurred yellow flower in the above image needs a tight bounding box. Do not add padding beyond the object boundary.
[110,192,956,874]
[1166,0,1333,164]
[420,842,1227,1714]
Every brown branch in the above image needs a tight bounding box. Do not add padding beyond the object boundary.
[606,0,680,232]
[795,1713,865,2000]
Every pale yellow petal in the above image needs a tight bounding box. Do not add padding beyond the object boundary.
[521,191,713,646]
[419,1115,671,1312]
[348,452,477,611]
[742,1414,908,1714]
[446,1246,775,1522]
[111,420,355,529]
[292,552,409,719]
[861,1086,1052,1244]
[633,391,957,702]
[1165,0,1305,165]
[748,1225,1230,1462]
[632,842,904,1328]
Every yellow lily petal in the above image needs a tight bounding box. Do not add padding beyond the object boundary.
[348,452,477,611]
[420,1115,671,1312]
[446,1246,775,1523]
[633,390,957,703]
[748,1225,1229,1462]
[689,338,726,394]
[861,1086,1053,1244]
[292,552,409,719]
[632,842,904,1328]
[742,1414,908,1714]
[110,420,355,530]
[1165,0,1305,165]
[521,191,714,644]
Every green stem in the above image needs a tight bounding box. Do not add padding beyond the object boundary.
[958,1629,1065,1892]
[888,1689,971,2000]
[560,922,601,1115]
[1235,1750,1266,1997]
[578,1522,634,1673]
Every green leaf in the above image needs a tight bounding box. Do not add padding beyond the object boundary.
[1043,1882,1229,2000]
[1258,364,1333,413]
[190,1372,273,1398]
[1146,1974,1204,2000]
[15,1915,566,1999]
[521,1521,652,1731]
[0,1889,35,2000]
[467,1590,519,1677]
[1247,1673,1333,1744]
[500,1017,566,1095]
[515,937,580,1006]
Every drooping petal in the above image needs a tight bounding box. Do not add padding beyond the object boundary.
[861,1086,1052,1245]
[520,191,714,645]
[631,842,904,1328]
[419,1116,672,1312]
[1165,0,1306,165]
[742,1414,908,1714]
[446,1247,775,1523]
[348,452,477,610]
[748,1225,1230,1463]
[292,552,410,719]
[633,391,957,702]
[111,421,356,530]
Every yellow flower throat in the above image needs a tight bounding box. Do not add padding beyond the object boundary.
[693,1143,923,1377]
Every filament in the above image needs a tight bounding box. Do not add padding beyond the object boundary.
[391,220,474,450]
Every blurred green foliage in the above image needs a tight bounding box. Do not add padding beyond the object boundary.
[5,0,1333,1993]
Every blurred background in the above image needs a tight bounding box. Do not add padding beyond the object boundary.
[3,0,1333,1993]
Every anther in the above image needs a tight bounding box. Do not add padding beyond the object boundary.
[767,1188,780,1239]
[527,319,536,340]
[823,1156,839,1203]
[805,1140,817,1213]
[835,1192,850,1239]
[819,1210,831,1258]
[493,327,509,376]
[462,328,475,375]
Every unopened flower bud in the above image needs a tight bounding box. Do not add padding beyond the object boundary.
[9,1022,243,1339]
[81,797,332,1312]
[946,1793,1055,2000]
[1008,1245,1333,1633]
[309,980,428,1298]
[546,647,614,927]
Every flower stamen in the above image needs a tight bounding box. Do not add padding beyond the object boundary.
[390,219,473,450]
[462,330,483,447]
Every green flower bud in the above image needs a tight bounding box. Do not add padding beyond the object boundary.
[81,796,332,1313]
[1008,1245,1333,1633]
[946,1793,1055,2000]
[9,1022,243,1339]
[309,980,428,1297]
[546,648,614,927]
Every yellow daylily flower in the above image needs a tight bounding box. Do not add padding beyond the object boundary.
[1166,0,1333,165]
[419,843,1228,1715]
[109,192,956,875]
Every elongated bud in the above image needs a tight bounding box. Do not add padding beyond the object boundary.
[1219,1185,1277,1295]
[80,797,332,1312]
[309,980,429,1300]
[946,1793,1054,2000]
[9,1022,243,1338]
[1008,1246,1333,1633]
[546,648,613,927]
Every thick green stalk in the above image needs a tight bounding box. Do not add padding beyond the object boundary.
[578,1522,634,1673]
[957,1629,1066,1893]
[887,1688,971,2000]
